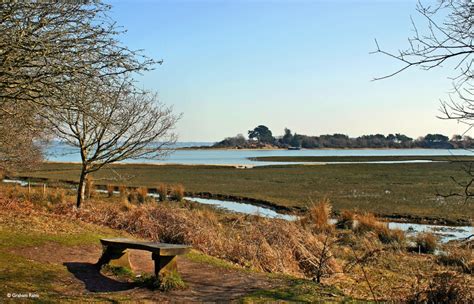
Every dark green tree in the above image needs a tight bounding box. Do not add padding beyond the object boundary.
[248,125,274,144]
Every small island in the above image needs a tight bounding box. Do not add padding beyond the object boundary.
[188,125,474,150]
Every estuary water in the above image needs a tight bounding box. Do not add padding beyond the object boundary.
[46,142,474,166]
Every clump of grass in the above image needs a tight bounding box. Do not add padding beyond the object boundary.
[47,188,67,205]
[170,184,185,202]
[106,184,115,198]
[336,210,355,229]
[301,199,333,232]
[135,271,186,291]
[354,213,383,234]
[156,183,168,202]
[437,248,473,274]
[119,184,128,198]
[127,189,139,204]
[415,233,438,254]
[84,176,95,199]
[137,187,148,203]
[406,271,473,303]
[377,226,405,246]
[101,264,134,278]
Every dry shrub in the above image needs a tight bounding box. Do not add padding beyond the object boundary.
[354,213,383,234]
[336,210,355,229]
[438,248,473,274]
[406,271,473,304]
[156,183,168,202]
[84,176,95,199]
[106,184,115,198]
[45,199,340,277]
[127,189,139,204]
[47,188,67,205]
[170,184,185,202]
[119,185,128,198]
[301,199,333,233]
[137,187,148,203]
[415,233,438,254]
[377,226,405,246]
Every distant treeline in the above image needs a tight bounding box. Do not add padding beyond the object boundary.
[212,125,474,149]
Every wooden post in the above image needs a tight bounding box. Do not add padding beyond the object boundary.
[43,184,46,197]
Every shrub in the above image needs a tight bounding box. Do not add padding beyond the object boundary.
[336,210,355,229]
[156,183,168,202]
[137,187,148,203]
[127,189,139,204]
[47,188,67,205]
[170,184,185,202]
[354,213,383,234]
[119,185,128,199]
[377,226,405,246]
[407,271,473,303]
[301,199,332,232]
[437,248,473,274]
[415,233,438,254]
[84,176,95,199]
[106,184,115,198]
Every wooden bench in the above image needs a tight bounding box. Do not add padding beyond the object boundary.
[96,238,191,278]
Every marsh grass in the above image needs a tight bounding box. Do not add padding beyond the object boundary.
[300,199,333,233]
[170,184,185,202]
[106,184,115,197]
[336,210,355,229]
[415,233,438,254]
[136,187,148,203]
[156,183,168,202]
[437,248,473,274]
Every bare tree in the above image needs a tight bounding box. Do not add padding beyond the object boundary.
[0,1,160,171]
[374,0,474,198]
[43,78,179,208]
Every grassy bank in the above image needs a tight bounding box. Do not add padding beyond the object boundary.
[250,155,474,162]
[13,161,474,224]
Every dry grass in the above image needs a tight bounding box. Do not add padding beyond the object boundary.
[437,247,473,274]
[300,199,333,233]
[156,183,168,202]
[106,184,115,198]
[118,184,128,198]
[336,210,355,230]
[415,233,438,254]
[136,187,148,203]
[406,271,473,303]
[170,184,185,202]
[84,176,95,199]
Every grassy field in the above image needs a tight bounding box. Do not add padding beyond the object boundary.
[250,155,474,162]
[14,161,474,224]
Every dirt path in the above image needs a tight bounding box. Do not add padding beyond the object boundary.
[11,242,285,302]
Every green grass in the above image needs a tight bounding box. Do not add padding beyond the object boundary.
[240,278,355,303]
[17,161,474,223]
[250,155,474,162]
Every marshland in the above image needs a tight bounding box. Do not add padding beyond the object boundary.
[1,0,473,303]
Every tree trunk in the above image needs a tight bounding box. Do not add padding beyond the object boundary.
[76,168,88,208]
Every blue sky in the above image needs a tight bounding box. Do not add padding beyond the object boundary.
[109,0,464,141]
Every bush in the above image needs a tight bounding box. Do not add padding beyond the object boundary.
[47,188,67,205]
[156,183,168,202]
[415,233,438,254]
[301,199,332,232]
[118,184,128,198]
[170,184,185,202]
[106,184,115,198]
[137,187,148,203]
[127,189,139,204]
[437,248,473,274]
[336,210,355,229]
[354,213,383,234]
[407,271,473,303]
[377,226,405,246]
[84,176,95,199]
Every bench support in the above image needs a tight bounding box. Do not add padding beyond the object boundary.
[96,245,131,269]
[152,252,178,278]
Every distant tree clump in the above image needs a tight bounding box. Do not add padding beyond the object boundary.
[248,125,275,144]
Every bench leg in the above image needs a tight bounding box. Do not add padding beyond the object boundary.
[152,253,178,278]
[95,245,129,269]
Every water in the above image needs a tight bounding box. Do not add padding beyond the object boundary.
[46,141,474,166]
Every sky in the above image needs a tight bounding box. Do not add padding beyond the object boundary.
[109,0,466,142]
